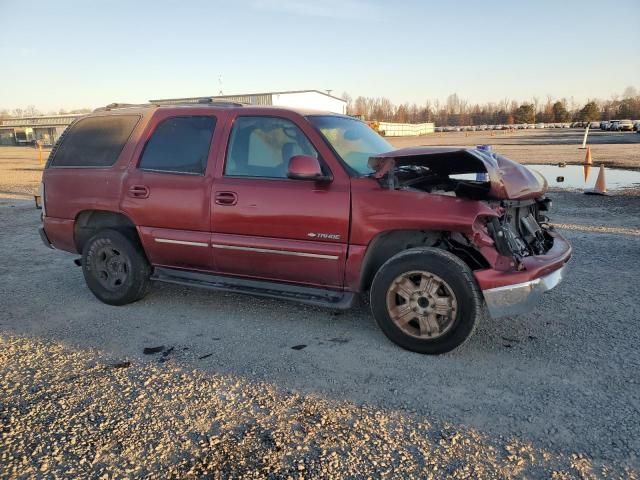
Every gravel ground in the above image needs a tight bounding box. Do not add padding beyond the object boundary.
[1,191,639,478]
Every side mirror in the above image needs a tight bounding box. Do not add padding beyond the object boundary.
[287,155,331,181]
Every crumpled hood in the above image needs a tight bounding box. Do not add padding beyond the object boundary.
[368,146,547,200]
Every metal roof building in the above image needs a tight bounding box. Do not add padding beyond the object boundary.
[0,114,82,146]
[149,90,347,114]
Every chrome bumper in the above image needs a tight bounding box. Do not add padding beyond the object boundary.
[482,264,568,318]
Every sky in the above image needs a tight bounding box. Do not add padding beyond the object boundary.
[1,0,639,112]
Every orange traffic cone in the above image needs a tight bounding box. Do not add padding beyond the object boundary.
[582,146,593,181]
[584,164,609,195]
[584,146,592,165]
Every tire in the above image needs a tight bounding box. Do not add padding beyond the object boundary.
[370,247,483,354]
[81,229,150,306]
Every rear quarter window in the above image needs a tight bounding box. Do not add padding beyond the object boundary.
[49,115,140,167]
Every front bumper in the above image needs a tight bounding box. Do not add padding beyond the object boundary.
[482,263,567,318]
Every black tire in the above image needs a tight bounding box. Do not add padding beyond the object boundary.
[81,229,150,306]
[370,247,483,354]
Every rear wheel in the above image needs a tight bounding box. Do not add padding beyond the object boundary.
[82,229,150,305]
[370,247,483,354]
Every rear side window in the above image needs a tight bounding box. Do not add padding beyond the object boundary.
[50,115,140,167]
[139,116,216,174]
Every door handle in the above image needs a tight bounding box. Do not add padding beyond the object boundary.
[215,191,238,206]
[129,185,150,199]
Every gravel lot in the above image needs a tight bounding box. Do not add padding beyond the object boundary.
[1,190,639,478]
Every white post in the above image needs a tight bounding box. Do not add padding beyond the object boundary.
[579,124,590,149]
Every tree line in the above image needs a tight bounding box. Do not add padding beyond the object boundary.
[3,87,639,126]
[342,87,640,126]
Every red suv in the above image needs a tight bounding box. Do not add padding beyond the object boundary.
[39,102,571,354]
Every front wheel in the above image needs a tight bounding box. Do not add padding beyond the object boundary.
[370,248,483,354]
[82,229,150,306]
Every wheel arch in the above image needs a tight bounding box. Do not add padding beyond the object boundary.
[357,228,490,292]
[74,209,140,253]
[358,229,442,292]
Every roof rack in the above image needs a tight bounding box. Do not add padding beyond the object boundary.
[94,99,245,113]
[93,103,154,112]
[190,98,245,107]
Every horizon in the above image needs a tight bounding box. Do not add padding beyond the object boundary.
[1,0,639,111]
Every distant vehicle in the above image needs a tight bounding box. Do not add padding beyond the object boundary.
[618,119,634,131]
[536,123,545,128]
[478,125,488,131]
[633,120,639,132]
[435,127,443,132]
[589,122,600,129]
[609,120,620,131]
[562,123,571,128]
[600,121,609,130]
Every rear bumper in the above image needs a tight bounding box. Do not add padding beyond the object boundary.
[482,263,567,318]
[38,226,54,249]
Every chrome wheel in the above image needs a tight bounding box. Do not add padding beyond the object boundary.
[385,270,458,339]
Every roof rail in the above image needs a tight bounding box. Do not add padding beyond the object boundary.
[93,103,155,112]
[94,100,245,112]
[193,98,245,107]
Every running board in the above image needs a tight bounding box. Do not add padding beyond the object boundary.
[151,267,356,310]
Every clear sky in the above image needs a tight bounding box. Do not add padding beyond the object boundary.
[1,0,639,111]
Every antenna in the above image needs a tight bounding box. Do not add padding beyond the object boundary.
[326,89,333,96]
[218,75,223,96]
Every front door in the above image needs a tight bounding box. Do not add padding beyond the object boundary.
[121,112,219,270]
[211,115,350,288]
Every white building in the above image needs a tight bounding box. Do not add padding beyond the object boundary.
[150,90,347,114]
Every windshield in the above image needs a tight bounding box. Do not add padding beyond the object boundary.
[308,116,393,175]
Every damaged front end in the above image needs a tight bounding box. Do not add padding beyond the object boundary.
[367,145,571,318]
[368,146,548,201]
[368,146,556,265]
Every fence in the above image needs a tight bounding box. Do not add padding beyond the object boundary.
[378,122,435,137]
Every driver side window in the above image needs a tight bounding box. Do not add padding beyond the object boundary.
[225,117,318,178]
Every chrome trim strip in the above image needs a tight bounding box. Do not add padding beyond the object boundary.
[210,243,339,260]
[155,238,209,247]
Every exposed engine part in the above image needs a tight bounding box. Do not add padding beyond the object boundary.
[486,198,554,259]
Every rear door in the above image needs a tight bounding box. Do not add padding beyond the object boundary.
[210,113,350,288]
[121,110,221,270]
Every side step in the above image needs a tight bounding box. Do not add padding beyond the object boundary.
[151,267,356,310]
